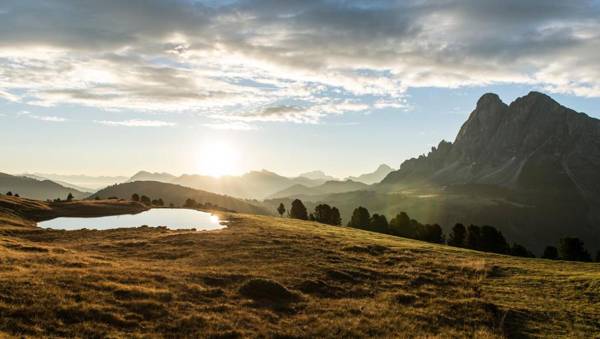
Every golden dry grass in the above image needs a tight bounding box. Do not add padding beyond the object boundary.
[0,205,599,337]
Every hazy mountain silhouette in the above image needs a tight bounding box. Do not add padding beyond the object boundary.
[298,170,337,182]
[146,170,323,200]
[128,171,177,183]
[21,174,94,193]
[91,181,269,215]
[0,173,88,200]
[268,179,369,199]
[346,164,394,184]
[24,173,127,190]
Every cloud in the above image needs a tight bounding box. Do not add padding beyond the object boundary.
[30,115,67,122]
[203,121,257,131]
[0,0,599,125]
[94,119,176,127]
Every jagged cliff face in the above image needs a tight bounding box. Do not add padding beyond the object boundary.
[383,92,600,206]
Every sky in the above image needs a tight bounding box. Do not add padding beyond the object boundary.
[1,0,600,178]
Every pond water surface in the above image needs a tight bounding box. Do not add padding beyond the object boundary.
[38,208,226,231]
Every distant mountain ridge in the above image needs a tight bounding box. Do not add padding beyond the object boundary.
[346,164,394,184]
[90,181,269,215]
[298,170,337,182]
[128,171,177,183]
[0,173,88,200]
[24,173,127,190]
[268,179,369,199]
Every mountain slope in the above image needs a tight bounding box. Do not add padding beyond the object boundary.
[90,181,269,215]
[347,164,394,184]
[171,170,324,200]
[128,171,177,183]
[0,173,88,200]
[268,180,369,199]
[21,174,94,193]
[298,170,337,182]
[24,173,127,190]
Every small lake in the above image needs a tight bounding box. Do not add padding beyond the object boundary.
[38,208,226,231]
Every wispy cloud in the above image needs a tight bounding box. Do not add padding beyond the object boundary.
[94,119,176,127]
[203,121,257,131]
[30,115,68,122]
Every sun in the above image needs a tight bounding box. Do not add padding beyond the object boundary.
[197,141,240,177]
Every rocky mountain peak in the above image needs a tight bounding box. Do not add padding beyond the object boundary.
[476,92,503,108]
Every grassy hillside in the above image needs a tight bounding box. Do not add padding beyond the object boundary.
[0,201,598,337]
[0,195,148,225]
[91,181,270,215]
[0,172,89,200]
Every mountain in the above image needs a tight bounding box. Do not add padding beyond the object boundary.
[301,92,600,253]
[170,170,324,200]
[381,92,600,194]
[298,170,337,182]
[128,171,177,183]
[90,181,269,215]
[0,173,89,200]
[21,174,94,193]
[346,164,394,184]
[24,173,127,190]
[268,179,369,199]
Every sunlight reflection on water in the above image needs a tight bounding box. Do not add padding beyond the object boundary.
[38,208,226,231]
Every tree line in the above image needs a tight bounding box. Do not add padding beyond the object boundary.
[131,193,165,206]
[277,199,600,263]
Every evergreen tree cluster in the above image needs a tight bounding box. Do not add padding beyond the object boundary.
[541,237,594,262]
[281,199,600,262]
[447,223,534,257]
[348,207,443,244]
[131,193,163,206]
[309,204,341,226]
